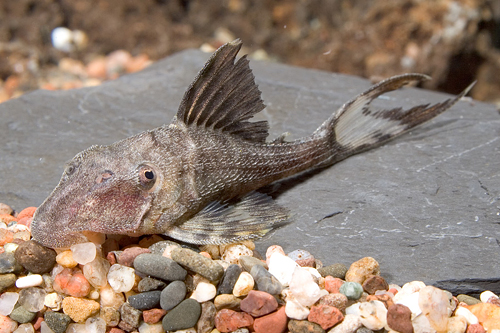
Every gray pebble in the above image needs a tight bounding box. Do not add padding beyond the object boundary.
[137,277,166,292]
[14,240,57,274]
[318,263,348,279]
[239,256,267,272]
[162,299,201,332]
[148,240,181,255]
[160,280,186,310]
[9,305,36,324]
[0,252,23,274]
[44,311,72,333]
[128,291,161,310]
[356,327,374,333]
[120,302,142,328]
[0,273,16,292]
[250,264,283,295]
[171,248,224,282]
[197,301,216,333]
[457,294,481,305]
[134,253,187,281]
[217,264,242,295]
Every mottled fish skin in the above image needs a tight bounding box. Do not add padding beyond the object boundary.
[31,39,474,248]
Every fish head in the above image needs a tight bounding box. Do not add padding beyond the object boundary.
[31,140,172,249]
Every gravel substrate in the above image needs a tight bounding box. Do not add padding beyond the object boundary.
[0,203,499,333]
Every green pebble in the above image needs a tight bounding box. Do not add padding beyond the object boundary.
[0,273,17,292]
[317,263,348,279]
[9,305,36,324]
[457,294,481,305]
[339,281,363,300]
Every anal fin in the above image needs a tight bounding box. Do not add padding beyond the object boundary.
[164,192,289,245]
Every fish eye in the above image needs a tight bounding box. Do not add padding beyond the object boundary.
[138,164,157,190]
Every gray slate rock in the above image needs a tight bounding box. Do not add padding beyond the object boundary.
[128,290,161,310]
[171,248,224,282]
[162,298,201,332]
[160,280,186,310]
[0,48,499,292]
[217,264,242,295]
[44,312,72,333]
[133,253,187,282]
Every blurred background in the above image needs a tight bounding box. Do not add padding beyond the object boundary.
[1,0,500,105]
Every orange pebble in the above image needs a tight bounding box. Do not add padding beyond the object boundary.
[17,207,37,220]
[17,217,32,227]
[0,229,14,246]
[466,303,500,331]
[199,251,212,259]
[0,214,18,224]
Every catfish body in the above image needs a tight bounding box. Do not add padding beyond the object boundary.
[31,40,472,248]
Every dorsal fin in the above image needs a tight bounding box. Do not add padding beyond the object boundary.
[176,39,269,142]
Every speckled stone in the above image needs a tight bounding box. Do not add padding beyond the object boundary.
[142,308,167,324]
[319,293,349,312]
[44,311,72,333]
[214,294,242,311]
[171,248,224,282]
[288,319,325,333]
[62,297,100,322]
[14,240,56,274]
[160,280,186,311]
[339,281,364,300]
[457,294,481,305]
[133,253,187,281]
[317,263,348,279]
[0,252,23,274]
[0,273,16,292]
[197,301,217,333]
[148,240,181,255]
[128,291,161,310]
[250,264,283,295]
[288,249,315,267]
[137,277,166,292]
[120,302,142,328]
[162,299,201,332]
[239,256,267,272]
[345,257,380,284]
[218,264,242,295]
[8,305,36,324]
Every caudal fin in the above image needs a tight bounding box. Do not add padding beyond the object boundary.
[316,74,474,163]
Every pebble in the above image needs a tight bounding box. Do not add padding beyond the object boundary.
[345,257,380,284]
[197,301,216,333]
[0,273,16,292]
[195,281,217,302]
[358,300,388,330]
[44,292,63,311]
[418,286,452,332]
[116,247,150,267]
[138,322,163,333]
[107,264,136,293]
[65,323,87,333]
[250,264,283,295]
[289,266,328,307]
[120,303,142,328]
[70,242,97,265]
[55,251,78,268]
[13,323,34,333]
[148,240,181,256]
[215,309,254,333]
[0,292,19,316]
[339,281,364,300]
[233,272,255,297]
[267,252,298,287]
[100,307,120,327]
[18,287,46,312]
[53,268,91,297]
[62,297,100,322]
[319,293,348,312]
[83,257,110,288]
[142,309,167,324]
[466,303,500,331]
[0,230,14,246]
[221,244,253,264]
[253,306,287,333]
[455,306,478,324]
[457,294,481,305]
[0,252,23,273]
[0,203,13,215]
[240,290,278,317]
[133,253,187,282]
[288,249,315,267]
[100,285,125,310]
[447,315,467,333]
[162,299,201,332]
[160,280,186,310]
[137,277,166,292]
[128,291,161,310]
[8,305,36,324]
[218,264,242,295]
[15,274,43,288]
[466,324,486,333]
[3,243,18,254]
[308,304,344,330]
[0,315,18,333]
[44,312,72,333]
[284,290,310,320]
[387,304,413,333]
[328,314,362,333]
[265,245,285,264]
[288,319,325,333]
[362,275,388,294]
[479,290,498,303]
[324,276,344,293]
[85,317,106,333]
[239,255,267,272]
[214,294,242,311]
[171,248,224,282]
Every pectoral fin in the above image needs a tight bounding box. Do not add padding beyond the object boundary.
[164,192,289,245]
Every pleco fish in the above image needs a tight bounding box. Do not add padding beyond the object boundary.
[31,40,473,248]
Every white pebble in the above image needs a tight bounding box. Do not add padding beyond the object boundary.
[454,306,478,325]
[358,300,388,330]
[418,286,453,332]
[289,266,327,307]
[195,282,217,302]
[71,242,97,264]
[284,290,309,320]
[393,281,426,302]
[480,290,498,303]
[345,303,361,315]
[40,322,55,333]
[85,317,106,333]
[0,292,19,316]
[412,313,436,333]
[395,291,422,316]
[51,27,73,52]
[99,285,125,309]
[13,323,34,333]
[66,323,87,333]
[107,264,136,293]
[265,245,285,265]
[138,322,165,333]
[83,257,110,288]
[16,274,43,288]
[44,292,62,311]
[328,314,362,333]
[233,272,254,297]
[8,224,29,233]
[268,252,299,287]
[221,244,253,264]
[3,243,19,253]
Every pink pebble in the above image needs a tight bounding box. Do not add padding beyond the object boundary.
[53,268,91,297]
[324,276,344,293]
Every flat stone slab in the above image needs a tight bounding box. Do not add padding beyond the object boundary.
[1,49,499,293]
